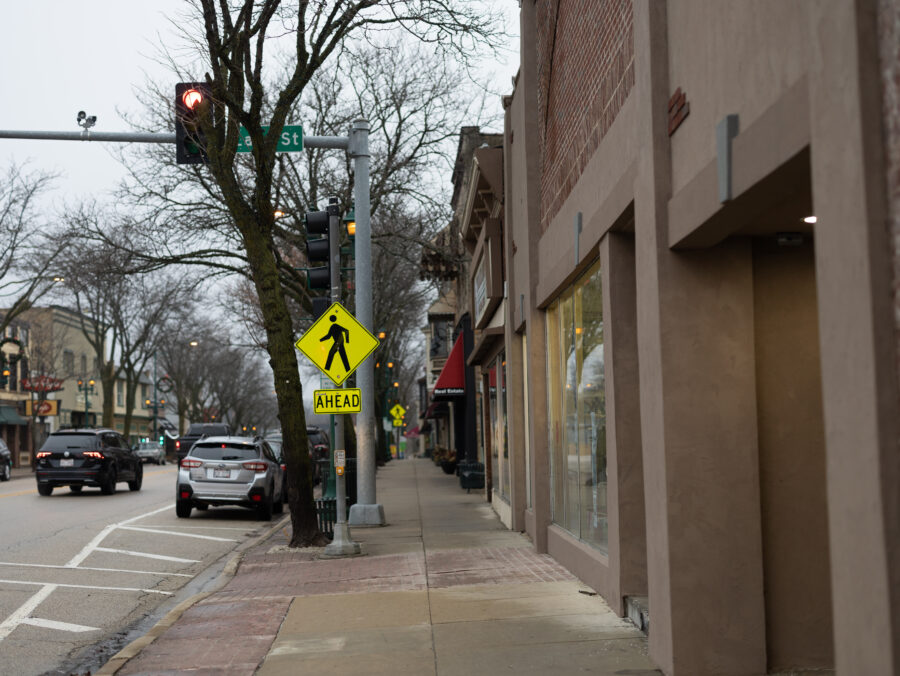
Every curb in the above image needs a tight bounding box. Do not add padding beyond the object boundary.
[95,514,291,675]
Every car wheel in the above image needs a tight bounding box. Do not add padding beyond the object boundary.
[69,485,83,493]
[128,464,143,492]
[160,457,166,465]
[256,492,273,521]
[37,483,53,496]
[0,462,10,481]
[175,500,192,518]
[100,466,117,495]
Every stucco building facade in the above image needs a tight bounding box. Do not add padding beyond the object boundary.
[428,2,900,674]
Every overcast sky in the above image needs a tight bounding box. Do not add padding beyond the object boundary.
[1,1,520,205]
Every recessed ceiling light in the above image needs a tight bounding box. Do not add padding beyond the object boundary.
[803,216,817,224]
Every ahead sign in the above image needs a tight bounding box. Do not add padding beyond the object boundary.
[314,388,362,414]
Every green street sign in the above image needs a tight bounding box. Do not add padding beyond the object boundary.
[237,125,303,153]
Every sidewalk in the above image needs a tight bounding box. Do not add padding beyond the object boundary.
[102,458,660,676]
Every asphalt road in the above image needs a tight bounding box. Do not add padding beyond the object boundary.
[0,463,280,675]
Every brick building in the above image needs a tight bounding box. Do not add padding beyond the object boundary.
[426,2,900,674]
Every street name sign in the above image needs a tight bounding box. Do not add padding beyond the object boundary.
[236,125,303,153]
[295,302,380,386]
[314,388,362,414]
[390,403,406,419]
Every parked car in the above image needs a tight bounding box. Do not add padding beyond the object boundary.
[35,429,143,495]
[176,436,284,520]
[175,422,232,460]
[0,438,11,482]
[307,426,330,464]
[135,441,166,465]
[264,434,289,503]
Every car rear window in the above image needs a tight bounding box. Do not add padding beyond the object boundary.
[190,443,259,461]
[308,431,328,446]
[186,424,230,436]
[41,434,98,451]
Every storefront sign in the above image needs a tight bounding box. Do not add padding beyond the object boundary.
[25,399,59,416]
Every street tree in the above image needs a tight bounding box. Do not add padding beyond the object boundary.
[0,161,69,335]
[79,1,504,546]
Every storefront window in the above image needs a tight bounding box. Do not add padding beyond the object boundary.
[546,303,565,523]
[496,352,509,500]
[546,260,607,551]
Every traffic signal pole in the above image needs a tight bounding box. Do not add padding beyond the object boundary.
[347,120,385,527]
[1,122,387,528]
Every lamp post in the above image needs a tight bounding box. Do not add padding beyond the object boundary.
[77,379,95,427]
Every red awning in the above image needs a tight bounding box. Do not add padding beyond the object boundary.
[433,333,465,398]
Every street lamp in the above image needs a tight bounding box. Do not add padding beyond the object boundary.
[77,379,95,427]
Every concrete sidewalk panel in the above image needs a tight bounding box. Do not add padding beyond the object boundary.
[429,585,620,624]
[280,591,430,632]
[258,626,436,676]
[434,638,659,675]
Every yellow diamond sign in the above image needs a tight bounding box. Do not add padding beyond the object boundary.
[390,403,406,419]
[295,302,380,386]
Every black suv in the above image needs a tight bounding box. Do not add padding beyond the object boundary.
[35,429,143,496]
[176,422,232,461]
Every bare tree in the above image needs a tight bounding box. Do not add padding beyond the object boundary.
[76,1,503,546]
[0,162,68,335]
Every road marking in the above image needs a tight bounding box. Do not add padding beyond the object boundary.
[119,526,237,542]
[0,584,56,640]
[19,617,99,632]
[0,561,192,577]
[65,504,173,567]
[138,524,255,531]
[95,548,199,564]
[0,579,173,595]
[0,487,37,498]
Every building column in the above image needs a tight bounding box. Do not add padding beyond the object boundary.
[633,2,766,674]
[808,3,900,672]
[601,231,647,616]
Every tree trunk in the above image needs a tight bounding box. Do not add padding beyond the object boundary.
[240,221,326,547]
[101,362,115,428]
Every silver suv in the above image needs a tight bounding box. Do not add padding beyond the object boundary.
[176,436,284,520]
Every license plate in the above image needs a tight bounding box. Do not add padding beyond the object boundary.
[213,469,230,478]
[59,458,74,467]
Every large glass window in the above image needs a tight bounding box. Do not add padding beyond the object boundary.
[494,352,509,501]
[545,260,607,551]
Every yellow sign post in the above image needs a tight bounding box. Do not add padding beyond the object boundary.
[314,388,362,414]
[295,302,380,386]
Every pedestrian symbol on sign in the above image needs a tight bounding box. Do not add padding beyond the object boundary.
[321,315,350,371]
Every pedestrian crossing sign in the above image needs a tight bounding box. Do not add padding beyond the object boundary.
[390,403,406,419]
[295,302,380,385]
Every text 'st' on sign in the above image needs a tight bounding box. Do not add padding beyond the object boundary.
[314,389,361,414]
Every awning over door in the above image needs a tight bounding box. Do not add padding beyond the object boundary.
[0,406,27,425]
[432,334,465,398]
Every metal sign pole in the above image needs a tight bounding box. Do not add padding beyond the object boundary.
[323,198,360,557]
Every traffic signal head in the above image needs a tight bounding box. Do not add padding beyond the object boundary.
[175,82,212,165]
[304,210,331,289]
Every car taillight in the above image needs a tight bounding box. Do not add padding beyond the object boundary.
[280,464,286,471]
[176,440,181,450]
[36,452,51,459]
[83,451,104,459]
[181,458,202,468]
[242,461,268,472]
